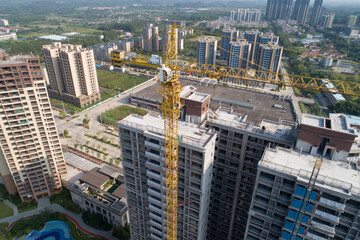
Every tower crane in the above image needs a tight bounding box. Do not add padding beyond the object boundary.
[111,23,360,240]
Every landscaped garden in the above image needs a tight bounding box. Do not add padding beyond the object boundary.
[100,105,147,127]
[9,211,101,240]
[50,188,82,214]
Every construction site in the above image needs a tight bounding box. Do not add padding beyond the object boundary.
[112,24,360,240]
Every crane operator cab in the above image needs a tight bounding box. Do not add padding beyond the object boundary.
[160,64,172,83]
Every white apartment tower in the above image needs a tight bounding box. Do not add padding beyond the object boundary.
[118,114,216,240]
[42,42,100,108]
[0,51,67,201]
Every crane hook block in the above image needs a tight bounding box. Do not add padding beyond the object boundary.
[160,65,172,83]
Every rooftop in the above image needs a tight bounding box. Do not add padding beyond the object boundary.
[0,54,37,65]
[80,167,110,188]
[119,113,215,148]
[301,113,357,135]
[261,147,360,196]
[131,78,295,124]
[63,152,100,172]
[112,184,126,199]
[187,92,210,102]
[209,108,296,142]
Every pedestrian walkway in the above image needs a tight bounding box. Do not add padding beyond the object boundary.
[1,204,114,240]
[3,200,18,215]
[37,197,50,208]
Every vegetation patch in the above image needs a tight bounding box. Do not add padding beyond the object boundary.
[113,225,131,240]
[84,133,120,148]
[81,211,112,231]
[0,201,13,219]
[97,69,147,91]
[101,105,147,127]
[50,188,82,215]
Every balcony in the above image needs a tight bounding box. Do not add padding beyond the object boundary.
[314,209,340,224]
[311,220,335,235]
[306,232,328,240]
[319,197,345,211]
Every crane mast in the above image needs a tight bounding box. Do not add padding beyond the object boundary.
[160,23,181,240]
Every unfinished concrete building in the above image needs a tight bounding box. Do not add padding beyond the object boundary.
[118,114,216,239]
[245,146,360,240]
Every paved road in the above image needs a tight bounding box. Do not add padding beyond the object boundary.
[1,204,114,240]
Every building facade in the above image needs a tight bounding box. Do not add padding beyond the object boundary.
[118,114,216,240]
[143,24,159,52]
[310,0,323,26]
[70,166,129,227]
[205,108,297,240]
[42,42,100,108]
[0,19,9,27]
[220,28,239,61]
[255,44,283,74]
[266,0,293,21]
[347,15,358,27]
[230,9,262,22]
[321,13,335,29]
[245,147,360,240]
[196,36,217,65]
[0,52,67,201]
[228,40,252,70]
[292,0,310,25]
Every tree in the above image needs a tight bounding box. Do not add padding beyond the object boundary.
[97,153,101,159]
[80,145,84,151]
[85,140,90,146]
[102,147,107,152]
[103,155,107,161]
[113,225,131,240]
[74,143,79,149]
[59,111,66,119]
[110,159,114,165]
[85,148,89,154]
[115,159,120,166]
[63,129,69,137]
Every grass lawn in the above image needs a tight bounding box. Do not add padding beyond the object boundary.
[101,105,147,127]
[0,184,37,213]
[0,201,13,219]
[97,69,147,91]
[50,188,82,214]
[299,102,307,113]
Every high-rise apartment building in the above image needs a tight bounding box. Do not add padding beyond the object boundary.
[162,25,179,55]
[347,15,358,27]
[42,42,100,108]
[0,19,9,27]
[321,13,335,29]
[256,44,283,74]
[196,36,217,65]
[228,40,252,69]
[310,0,323,26]
[292,0,310,25]
[143,24,159,52]
[230,9,262,22]
[245,114,360,240]
[118,114,216,240]
[244,29,261,63]
[220,28,239,61]
[0,51,67,202]
[266,0,293,21]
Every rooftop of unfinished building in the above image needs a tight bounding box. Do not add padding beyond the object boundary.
[261,147,360,195]
[301,113,357,135]
[118,113,215,148]
[208,108,296,141]
[132,78,296,125]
